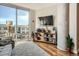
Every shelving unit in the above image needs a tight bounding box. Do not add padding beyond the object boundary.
[33,33,56,44]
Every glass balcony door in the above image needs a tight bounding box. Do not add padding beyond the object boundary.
[0,5,29,40]
[0,5,16,39]
[17,9,29,40]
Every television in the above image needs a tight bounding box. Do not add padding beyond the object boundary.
[39,15,53,26]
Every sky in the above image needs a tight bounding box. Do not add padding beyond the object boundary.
[0,5,29,25]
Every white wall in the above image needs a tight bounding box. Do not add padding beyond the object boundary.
[35,4,69,51]
[35,6,57,31]
[29,10,36,32]
[69,3,77,54]
[29,10,36,40]
[57,4,69,51]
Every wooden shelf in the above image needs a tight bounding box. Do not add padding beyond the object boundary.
[34,39,54,44]
[33,32,56,44]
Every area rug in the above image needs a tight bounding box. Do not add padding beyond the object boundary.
[12,40,49,56]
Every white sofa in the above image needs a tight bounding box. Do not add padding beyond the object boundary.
[0,44,12,56]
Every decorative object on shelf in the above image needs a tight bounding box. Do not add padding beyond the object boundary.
[44,33,49,41]
[53,27,56,31]
[32,20,34,22]
[45,23,48,31]
[37,28,42,32]
[31,32,35,41]
[53,27,57,45]
[66,34,74,54]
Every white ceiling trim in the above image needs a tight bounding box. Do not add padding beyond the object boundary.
[12,3,57,10]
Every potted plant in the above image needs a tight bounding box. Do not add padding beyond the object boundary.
[66,34,74,54]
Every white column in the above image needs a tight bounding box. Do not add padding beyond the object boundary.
[69,4,77,54]
[57,4,69,51]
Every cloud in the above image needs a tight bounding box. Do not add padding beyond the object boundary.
[17,15,29,21]
[17,15,29,25]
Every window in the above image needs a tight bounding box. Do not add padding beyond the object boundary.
[0,5,16,35]
[17,9,29,25]
[0,5,16,25]
[0,5,29,39]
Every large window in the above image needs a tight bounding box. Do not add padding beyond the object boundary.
[17,9,29,25]
[0,5,16,37]
[0,5,16,25]
[0,5,29,39]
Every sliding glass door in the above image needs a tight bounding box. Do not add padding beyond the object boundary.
[17,9,29,40]
[0,5,16,38]
[0,5,29,40]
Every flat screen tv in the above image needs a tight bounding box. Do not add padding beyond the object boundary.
[39,15,53,26]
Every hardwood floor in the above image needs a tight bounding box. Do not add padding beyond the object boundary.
[34,41,77,56]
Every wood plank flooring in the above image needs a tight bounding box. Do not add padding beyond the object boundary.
[34,42,77,56]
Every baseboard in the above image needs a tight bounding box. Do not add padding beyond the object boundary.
[57,46,67,51]
[57,46,78,54]
[73,49,78,54]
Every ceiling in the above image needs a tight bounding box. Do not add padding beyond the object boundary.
[13,3,57,10]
